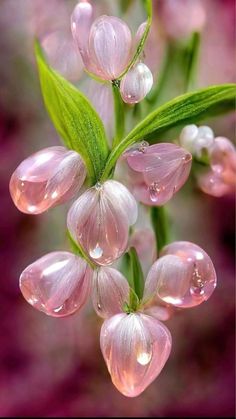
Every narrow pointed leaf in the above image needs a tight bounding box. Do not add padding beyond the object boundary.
[35,40,109,182]
[101,84,236,179]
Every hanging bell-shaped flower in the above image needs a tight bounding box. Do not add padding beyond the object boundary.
[92,267,129,318]
[67,180,138,265]
[20,252,92,317]
[124,142,192,206]
[100,312,172,397]
[9,146,86,214]
[144,241,217,308]
[120,63,153,104]
[179,124,215,157]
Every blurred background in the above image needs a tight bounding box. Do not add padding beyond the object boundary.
[0,0,235,417]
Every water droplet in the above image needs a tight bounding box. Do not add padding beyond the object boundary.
[149,182,163,202]
[53,304,64,313]
[89,245,103,259]
[95,182,102,191]
[51,191,58,199]
[138,141,149,153]
[137,351,152,365]
[97,303,102,310]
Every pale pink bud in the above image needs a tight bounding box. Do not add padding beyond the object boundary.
[86,79,114,141]
[67,180,138,265]
[19,252,92,317]
[42,30,83,82]
[88,15,132,80]
[179,124,214,157]
[120,63,153,104]
[92,267,129,318]
[144,304,174,322]
[145,241,217,308]
[124,143,192,206]
[134,21,148,48]
[71,1,95,72]
[159,0,206,40]
[9,146,86,214]
[100,312,172,397]
[198,137,236,197]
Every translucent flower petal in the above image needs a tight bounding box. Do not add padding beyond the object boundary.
[92,267,129,318]
[148,241,217,308]
[100,312,172,397]
[20,252,92,317]
[9,147,86,214]
[120,63,153,104]
[88,15,132,80]
[67,181,137,265]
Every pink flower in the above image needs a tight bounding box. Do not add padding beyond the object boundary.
[144,241,217,308]
[42,29,83,82]
[100,312,172,397]
[123,142,192,206]
[198,137,236,197]
[120,62,153,104]
[92,267,129,318]
[9,146,86,214]
[20,251,92,317]
[67,180,138,265]
[71,2,153,102]
[158,0,206,40]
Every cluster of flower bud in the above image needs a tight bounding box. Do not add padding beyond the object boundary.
[179,125,236,197]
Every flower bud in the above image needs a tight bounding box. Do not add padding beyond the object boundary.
[9,146,86,214]
[20,252,92,317]
[88,15,132,80]
[92,267,129,318]
[179,124,214,157]
[124,143,192,206]
[67,180,138,265]
[100,312,172,397]
[145,241,217,308]
[120,63,153,104]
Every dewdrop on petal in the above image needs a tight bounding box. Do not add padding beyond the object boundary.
[92,267,129,318]
[100,313,172,397]
[9,146,86,214]
[20,252,92,317]
[67,180,138,265]
[124,143,192,206]
[144,241,217,308]
[120,63,153,104]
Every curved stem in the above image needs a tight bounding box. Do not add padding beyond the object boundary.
[112,82,125,147]
[117,0,153,80]
[150,206,170,255]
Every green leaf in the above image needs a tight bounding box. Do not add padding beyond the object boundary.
[184,32,201,92]
[34,40,109,182]
[100,84,236,179]
[67,230,96,269]
[128,247,145,301]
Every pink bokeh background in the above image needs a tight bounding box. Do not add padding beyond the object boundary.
[0,0,235,416]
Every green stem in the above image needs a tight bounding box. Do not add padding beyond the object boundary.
[67,230,97,269]
[184,32,201,92]
[151,206,170,255]
[117,0,153,80]
[112,82,125,147]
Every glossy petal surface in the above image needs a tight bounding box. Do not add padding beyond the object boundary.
[20,252,92,317]
[88,15,132,80]
[9,147,86,214]
[100,313,172,397]
[124,143,192,206]
[120,63,153,104]
[179,124,214,157]
[71,1,95,72]
[145,241,217,308]
[42,30,83,81]
[67,180,137,265]
[92,267,129,318]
